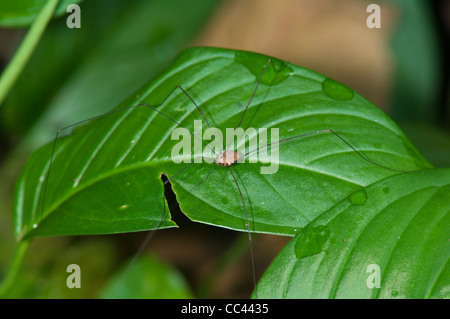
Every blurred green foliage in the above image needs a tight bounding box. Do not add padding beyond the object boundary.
[101,254,193,299]
[0,0,83,27]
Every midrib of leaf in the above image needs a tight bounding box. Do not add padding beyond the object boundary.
[23,156,176,237]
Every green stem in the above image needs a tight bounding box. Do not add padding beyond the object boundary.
[0,240,30,298]
[0,0,59,106]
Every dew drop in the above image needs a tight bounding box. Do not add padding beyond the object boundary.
[234,51,293,85]
[382,187,390,194]
[131,140,135,144]
[294,225,330,259]
[322,78,354,101]
[348,189,367,206]
[391,290,399,297]
[32,224,38,229]
[39,176,45,182]
[119,204,129,210]
[221,197,228,205]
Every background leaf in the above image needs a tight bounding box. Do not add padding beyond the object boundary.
[0,0,84,27]
[101,254,193,299]
[254,168,450,299]
[386,0,441,123]
[14,47,432,240]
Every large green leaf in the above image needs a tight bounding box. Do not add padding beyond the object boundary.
[13,47,432,240]
[254,168,450,299]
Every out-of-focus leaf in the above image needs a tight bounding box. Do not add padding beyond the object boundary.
[399,122,450,168]
[0,0,83,27]
[386,0,441,122]
[101,254,193,299]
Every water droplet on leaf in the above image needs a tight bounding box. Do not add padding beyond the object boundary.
[348,189,367,206]
[294,225,330,259]
[235,51,293,85]
[322,78,354,101]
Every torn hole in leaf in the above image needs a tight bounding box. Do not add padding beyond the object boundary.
[160,173,190,227]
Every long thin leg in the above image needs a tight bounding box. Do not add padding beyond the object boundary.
[225,59,272,152]
[138,103,216,155]
[39,129,63,221]
[227,166,258,298]
[116,191,169,282]
[163,155,215,186]
[176,85,221,152]
[191,164,220,189]
[40,84,220,219]
[117,155,221,285]
[53,84,218,155]
[244,129,410,173]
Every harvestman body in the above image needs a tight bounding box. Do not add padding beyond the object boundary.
[216,150,241,167]
[42,58,407,297]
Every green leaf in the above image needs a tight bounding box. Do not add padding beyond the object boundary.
[0,0,83,27]
[13,47,432,240]
[100,254,193,299]
[387,0,441,122]
[254,168,450,299]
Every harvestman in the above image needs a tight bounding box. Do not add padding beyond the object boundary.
[41,58,407,297]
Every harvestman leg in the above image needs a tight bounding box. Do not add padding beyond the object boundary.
[244,129,409,173]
